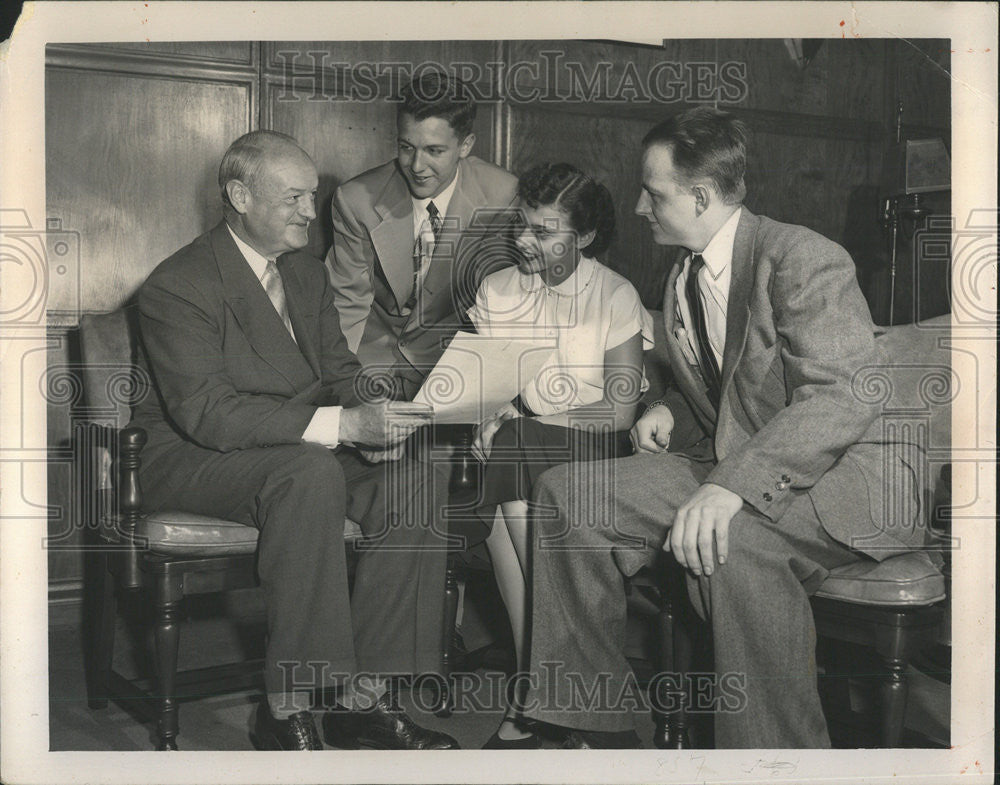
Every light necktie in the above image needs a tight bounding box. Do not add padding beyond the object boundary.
[405,201,444,312]
[261,260,296,342]
[686,254,722,409]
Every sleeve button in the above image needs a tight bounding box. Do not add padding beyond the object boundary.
[776,481,788,491]
[781,474,791,483]
[763,492,773,502]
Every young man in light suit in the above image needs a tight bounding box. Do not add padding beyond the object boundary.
[132,130,460,751]
[326,71,518,400]
[521,107,929,748]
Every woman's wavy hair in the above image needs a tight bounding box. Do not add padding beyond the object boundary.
[517,162,616,257]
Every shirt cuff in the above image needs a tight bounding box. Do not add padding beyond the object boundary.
[510,393,536,417]
[301,406,342,448]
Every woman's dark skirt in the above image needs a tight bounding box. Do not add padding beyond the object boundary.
[448,416,633,548]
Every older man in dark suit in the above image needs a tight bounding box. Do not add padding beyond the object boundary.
[131,130,460,750]
[521,108,928,748]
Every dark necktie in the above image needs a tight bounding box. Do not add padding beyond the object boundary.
[686,253,721,408]
[405,201,443,312]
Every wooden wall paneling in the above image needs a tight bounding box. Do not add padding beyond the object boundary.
[657,39,725,74]
[45,67,254,318]
[887,39,951,134]
[263,80,496,261]
[262,40,500,139]
[716,39,886,122]
[264,75,399,260]
[508,103,673,307]
[822,39,888,123]
[501,40,882,142]
[505,39,716,106]
[744,130,874,247]
[45,42,258,85]
[56,41,256,65]
[44,328,85,590]
[263,40,499,78]
[842,138,894,319]
[492,41,513,168]
[263,40,499,261]
[872,39,951,323]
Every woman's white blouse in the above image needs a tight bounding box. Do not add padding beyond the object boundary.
[467,256,654,416]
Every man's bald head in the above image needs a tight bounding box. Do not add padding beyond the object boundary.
[219,130,313,210]
[220,130,318,259]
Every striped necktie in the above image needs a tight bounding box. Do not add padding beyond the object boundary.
[405,201,444,312]
[426,200,443,238]
[261,260,296,342]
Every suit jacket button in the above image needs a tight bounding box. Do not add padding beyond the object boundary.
[782,474,791,483]
[763,492,773,502]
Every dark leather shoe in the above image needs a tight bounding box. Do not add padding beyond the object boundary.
[561,729,642,749]
[323,693,460,750]
[250,703,322,750]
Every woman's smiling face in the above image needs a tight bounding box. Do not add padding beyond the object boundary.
[513,201,588,281]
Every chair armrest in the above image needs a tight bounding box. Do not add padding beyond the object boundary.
[116,426,147,589]
[118,426,148,521]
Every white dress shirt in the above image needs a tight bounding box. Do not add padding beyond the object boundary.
[226,224,342,448]
[410,170,459,285]
[469,256,654,416]
[674,207,741,369]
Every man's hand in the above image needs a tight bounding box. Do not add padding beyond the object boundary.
[630,404,674,454]
[340,402,433,447]
[667,483,743,576]
[470,402,520,463]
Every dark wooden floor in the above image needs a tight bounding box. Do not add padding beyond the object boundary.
[48,587,949,751]
[48,586,660,752]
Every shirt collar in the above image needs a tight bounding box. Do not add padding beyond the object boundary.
[697,206,742,280]
[411,168,459,222]
[226,223,273,281]
[521,255,597,296]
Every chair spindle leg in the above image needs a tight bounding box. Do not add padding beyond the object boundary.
[154,597,182,750]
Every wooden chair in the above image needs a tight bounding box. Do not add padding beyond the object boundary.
[79,308,458,750]
[809,314,952,747]
[643,313,951,749]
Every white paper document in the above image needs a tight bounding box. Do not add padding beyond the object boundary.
[414,332,556,424]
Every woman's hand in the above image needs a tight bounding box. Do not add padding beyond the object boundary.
[470,402,520,463]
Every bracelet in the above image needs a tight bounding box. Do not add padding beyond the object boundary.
[644,399,670,414]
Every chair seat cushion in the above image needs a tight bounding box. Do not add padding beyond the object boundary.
[132,511,363,556]
[813,551,946,606]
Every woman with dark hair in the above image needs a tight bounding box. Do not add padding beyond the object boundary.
[467,162,653,748]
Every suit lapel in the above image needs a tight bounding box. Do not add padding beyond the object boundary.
[370,168,415,310]
[718,209,758,407]
[211,224,314,390]
[662,253,717,431]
